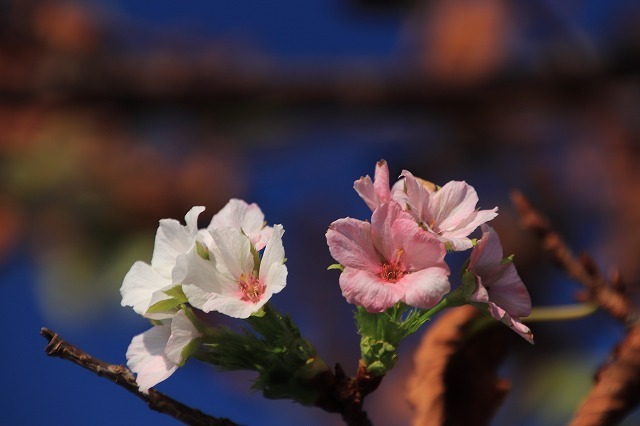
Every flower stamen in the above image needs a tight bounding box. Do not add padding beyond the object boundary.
[238,273,265,303]
[379,250,406,283]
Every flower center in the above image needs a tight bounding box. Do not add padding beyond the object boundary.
[379,250,406,283]
[238,273,265,303]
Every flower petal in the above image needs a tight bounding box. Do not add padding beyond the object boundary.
[151,207,204,278]
[487,303,534,344]
[430,181,480,230]
[209,227,254,280]
[121,261,171,316]
[370,201,412,262]
[327,218,381,272]
[259,224,287,295]
[469,225,503,272]
[339,267,404,313]
[354,175,378,211]
[398,267,450,309]
[391,218,447,272]
[165,310,200,365]
[373,160,391,205]
[399,170,431,221]
[354,160,391,211]
[126,325,177,393]
[202,295,259,319]
[208,199,266,238]
[180,248,238,311]
[487,263,532,317]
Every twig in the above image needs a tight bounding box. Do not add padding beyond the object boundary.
[511,190,635,324]
[313,360,382,426]
[40,327,239,426]
[511,191,640,425]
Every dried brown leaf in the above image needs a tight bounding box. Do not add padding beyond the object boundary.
[408,306,510,426]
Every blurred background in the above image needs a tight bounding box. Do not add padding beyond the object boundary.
[2,0,640,424]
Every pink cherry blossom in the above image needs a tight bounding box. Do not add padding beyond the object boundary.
[180,224,287,319]
[208,198,273,250]
[400,171,498,251]
[126,310,201,393]
[468,225,533,343]
[326,201,450,313]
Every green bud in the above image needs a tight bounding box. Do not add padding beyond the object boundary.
[195,241,209,259]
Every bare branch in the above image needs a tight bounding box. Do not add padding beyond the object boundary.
[311,360,382,426]
[511,191,640,425]
[511,190,635,324]
[40,327,239,426]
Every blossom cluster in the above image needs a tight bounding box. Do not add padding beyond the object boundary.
[326,160,533,343]
[120,200,287,392]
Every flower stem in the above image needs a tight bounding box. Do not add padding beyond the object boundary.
[524,303,598,322]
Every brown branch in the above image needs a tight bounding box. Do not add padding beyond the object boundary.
[40,327,239,426]
[511,190,635,324]
[312,360,383,426]
[511,191,640,425]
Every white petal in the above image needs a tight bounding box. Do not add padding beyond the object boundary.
[126,325,177,393]
[210,228,254,280]
[151,219,191,278]
[184,206,205,234]
[259,225,285,282]
[165,310,200,364]
[264,262,287,296]
[180,248,238,311]
[209,199,265,235]
[202,295,258,319]
[121,261,171,316]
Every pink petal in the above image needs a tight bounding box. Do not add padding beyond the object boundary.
[431,181,480,230]
[339,268,404,313]
[370,202,409,262]
[398,267,450,309]
[391,218,447,271]
[469,225,504,272]
[372,160,391,205]
[486,263,532,317]
[354,175,378,211]
[354,160,391,211]
[441,209,498,240]
[399,170,430,222]
[326,218,381,272]
[487,303,534,344]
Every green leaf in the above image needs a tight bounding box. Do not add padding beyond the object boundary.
[327,263,344,271]
[146,297,181,314]
[163,285,188,303]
